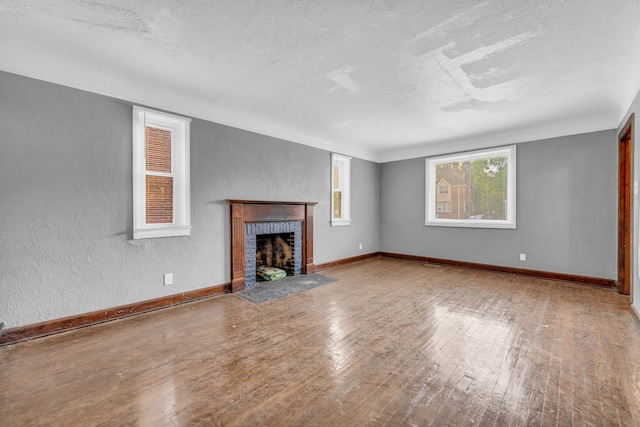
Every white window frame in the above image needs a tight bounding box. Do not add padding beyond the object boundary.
[133,106,191,239]
[425,145,516,229]
[331,153,351,226]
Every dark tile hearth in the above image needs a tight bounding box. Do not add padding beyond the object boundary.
[237,273,337,304]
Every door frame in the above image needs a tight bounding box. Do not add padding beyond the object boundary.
[618,113,634,295]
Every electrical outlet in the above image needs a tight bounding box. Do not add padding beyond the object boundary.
[519,253,526,262]
[164,273,173,286]
[359,243,363,250]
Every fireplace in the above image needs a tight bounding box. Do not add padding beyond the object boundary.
[256,233,297,274]
[245,221,302,288]
[228,200,317,292]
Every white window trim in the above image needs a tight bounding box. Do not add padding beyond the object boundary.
[425,145,516,229]
[331,153,352,226]
[133,106,191,239]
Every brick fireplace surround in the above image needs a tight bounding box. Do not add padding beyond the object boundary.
[227,200,317,292]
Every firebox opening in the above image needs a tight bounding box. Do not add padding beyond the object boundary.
[256,232,295,280]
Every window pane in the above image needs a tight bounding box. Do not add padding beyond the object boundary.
[333,164,340,190]
[146,175,174,224]
[146,126,172,173]
[435,161,468,220]
[434,156,508,221]
[470,156,508,221]
[333,191,342,219]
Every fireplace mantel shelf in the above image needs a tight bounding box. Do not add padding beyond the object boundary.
[227,200,318,205]
[227,200,317,292]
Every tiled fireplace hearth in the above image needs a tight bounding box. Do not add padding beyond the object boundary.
[227,200,317,292]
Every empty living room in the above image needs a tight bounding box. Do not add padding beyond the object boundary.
[1,1,640,426]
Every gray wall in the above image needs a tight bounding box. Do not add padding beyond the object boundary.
[0,71,380,328]
[618,88,640,316]
[0,68,624,330]
[380,131,618,279]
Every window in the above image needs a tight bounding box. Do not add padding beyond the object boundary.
[426,145,516,228]
[331,153,351,226]
[437,203,451,213]
[133,106,191,239]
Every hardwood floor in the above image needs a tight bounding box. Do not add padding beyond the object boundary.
[1,258,639,426]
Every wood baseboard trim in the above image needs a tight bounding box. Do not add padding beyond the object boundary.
[315,252,382,271]
[380,252,616,288]
[0,283,231,346]
[1,252,616,346]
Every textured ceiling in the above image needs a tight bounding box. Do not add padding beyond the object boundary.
[2,0,640,162]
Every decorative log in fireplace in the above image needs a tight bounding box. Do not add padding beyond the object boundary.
[227,200,317,292]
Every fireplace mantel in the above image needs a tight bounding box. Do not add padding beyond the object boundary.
[227,200,317,292]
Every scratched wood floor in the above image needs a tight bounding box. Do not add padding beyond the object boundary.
[2,258,640,426]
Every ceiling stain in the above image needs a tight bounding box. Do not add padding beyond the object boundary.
[326,66,362,96]
[46,0,150,34]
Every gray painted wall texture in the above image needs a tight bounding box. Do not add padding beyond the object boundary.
[0,71,380,328]
[380,131,618,279]
[618,88,640,316]
[0,69,625,330]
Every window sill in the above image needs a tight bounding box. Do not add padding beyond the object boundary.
[133,226,191,239]
[426,220,515,229]
[331,219,352,227]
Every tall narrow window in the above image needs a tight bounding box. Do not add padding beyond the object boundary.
[133,106,191,239]
[425,145,516,228]
[331,153,351,226]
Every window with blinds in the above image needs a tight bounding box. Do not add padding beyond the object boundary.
[133,106,191,239]
[331,153,351,226]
